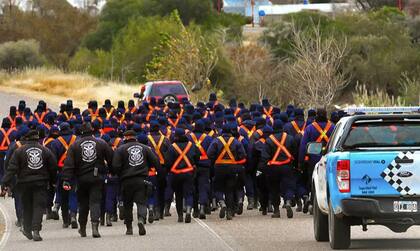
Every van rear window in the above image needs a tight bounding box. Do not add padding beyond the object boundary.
[342,122,420,149]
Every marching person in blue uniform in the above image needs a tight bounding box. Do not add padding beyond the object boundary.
[207,123,247,220]
[166,128,200,223]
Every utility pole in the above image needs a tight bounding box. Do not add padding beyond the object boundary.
[251,0,255,27]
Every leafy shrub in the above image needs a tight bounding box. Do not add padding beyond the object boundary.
[0,40,45,70]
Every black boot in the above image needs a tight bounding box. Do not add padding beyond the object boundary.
[271,207,280,218]
[111,214,118,222]
[211,198,217,211]
[219,201,227,219]
[192,207,199,218]
[106,213,112,227]
[205,204,211,215]
[285,200,293,218]
[185,206,192,223]
[22,229,33,240]
[79,224,87,237]
[261,207,267,216]
[51,203,60,220]
[118,202,125,220]
[62,213,70,228]
[247,197,254,210]
[236,200,244,215]
[302,195,310,214]
[148,206,154,224]
[92,223,101,238]
[46,208,53,220]
[100,215,105,226]
[71,213,78,229]
[154,207,160,221]
[199,205,206,219]
[177,208,183,223]
[226,209,233,220]
[32,230,42,241]
[296,199,303,212]
[164,203,172,217]
[138,217,146,236]
[125,223,133,235]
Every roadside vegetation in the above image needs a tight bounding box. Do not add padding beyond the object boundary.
[0,0,419,108]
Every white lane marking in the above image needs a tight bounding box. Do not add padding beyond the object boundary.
[0,199,12,250]
[193,218,235,251]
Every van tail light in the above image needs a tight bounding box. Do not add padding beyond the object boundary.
[337,160,350,193]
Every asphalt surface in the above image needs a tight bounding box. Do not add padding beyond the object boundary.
[1,91,420,251]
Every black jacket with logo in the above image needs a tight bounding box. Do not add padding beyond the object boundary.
[62,134,113,181]
[111,139,161,182]
[2,139,57,187]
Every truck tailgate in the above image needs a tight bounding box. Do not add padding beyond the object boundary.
[350,151,420,196]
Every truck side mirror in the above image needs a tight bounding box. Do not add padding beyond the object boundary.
[307,142,323,155]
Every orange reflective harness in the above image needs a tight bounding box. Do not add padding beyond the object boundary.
[291,121,306,136]
[170,142,194,174]
[263,107,273,118]
[267,133,293,166]
[312,121,332,143]
[190,133,209,161]
[7,116,16,128]
[240,125,255,138]
[105,107,115,120]
[42,137,55,147]
[57,135,77,168]
[89,108,99,120]
[111,137,122,151]
[148,135,165,164]
[0,128,16,151]
[215,137,246,165]
[34,112,47,124]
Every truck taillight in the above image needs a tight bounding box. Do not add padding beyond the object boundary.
[337,160,350,193]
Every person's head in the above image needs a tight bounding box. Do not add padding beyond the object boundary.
[150,120,160,133]
[104,99,112,108]
[123,130,137,141]
[1,118,11,129]
[174,128,187,142]
[272,119,283,133]
[80,122,94,135]
[316,108,328,122]
[9,106,17,116]
[194,119,205,133]
[59,122,72,136]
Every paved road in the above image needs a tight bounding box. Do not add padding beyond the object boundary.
[1,91,420,251]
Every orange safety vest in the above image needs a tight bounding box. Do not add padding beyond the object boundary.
[312,121,332,143]
[170,142,194,174]
[148,135,165,164]
[215,137,246,165]
[240,125,255,138]
[0,128,16,151]
[7,116,16,128]
[62,111,73,121]
[190,133,209,161]
[111,137,122,151]
[264,107,273,118]
[146,107,154,122]
[105,107,115,120]
[291,121,306,136]
[268,133,293,166]
[126,107,137,114]
[57,135,77,168]
[168,117,180,128]
[234,108,241,117]
[34,112,47,123]
[89,108,99,120]
[42,137,55,147]
[22,115,34,123]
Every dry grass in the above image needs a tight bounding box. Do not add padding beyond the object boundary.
[0,68,139,107]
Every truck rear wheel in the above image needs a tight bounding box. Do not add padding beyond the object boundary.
[313,191,328,242]
[328,200,350,249]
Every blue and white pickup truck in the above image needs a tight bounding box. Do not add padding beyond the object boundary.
[308,107,420,249]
